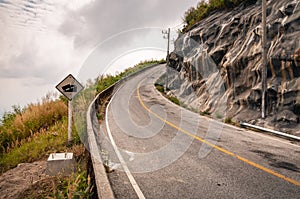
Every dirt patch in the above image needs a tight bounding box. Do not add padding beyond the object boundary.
[0,160,54,199]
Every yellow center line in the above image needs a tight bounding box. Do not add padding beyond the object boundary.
[136,82,300,187]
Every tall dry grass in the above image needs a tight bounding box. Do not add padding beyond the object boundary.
[0,99,67,155]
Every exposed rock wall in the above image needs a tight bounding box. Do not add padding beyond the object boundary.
[168,0,300,134]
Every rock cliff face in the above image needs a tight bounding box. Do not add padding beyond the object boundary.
[166,0,300,134]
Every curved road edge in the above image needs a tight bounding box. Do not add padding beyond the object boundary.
[87,94,115,199]
[86,63,163,199]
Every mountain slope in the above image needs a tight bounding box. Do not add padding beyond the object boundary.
[167,0,300,134]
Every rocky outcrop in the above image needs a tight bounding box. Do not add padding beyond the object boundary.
[167,0,300,134]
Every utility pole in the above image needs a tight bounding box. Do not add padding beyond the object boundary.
[162,28,170,90]
[261,0,267,119]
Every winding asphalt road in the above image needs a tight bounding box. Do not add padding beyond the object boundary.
[100,64,300,198]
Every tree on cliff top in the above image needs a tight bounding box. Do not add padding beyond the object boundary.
[183,0,257,32]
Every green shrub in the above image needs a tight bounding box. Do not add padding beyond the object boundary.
[224,117,236,125]
[168,96,180,105]
[155,84,165,93]
[183,0,257,31]
[215,112,223,119]
[158,59,167,64]
[200,110,211,116]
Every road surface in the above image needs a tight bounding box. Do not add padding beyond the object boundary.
[99,64,300,198]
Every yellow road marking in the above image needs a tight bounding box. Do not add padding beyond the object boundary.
[136,82,300,187]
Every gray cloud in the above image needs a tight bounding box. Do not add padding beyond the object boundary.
[0,31,60,82]
[0,0,54,31]
[0,0,198,117]
[59,0,198,48]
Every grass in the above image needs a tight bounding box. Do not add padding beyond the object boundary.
[15,145,92,199]
[0,107,92,198]
[200,110,211,116]
[155,84,165,93]
[0,95,91,197]
[96,59,164,93]
[0,117,70,173]
[155,83,182,106]
[49,168,93,199]
[224,117,239,126]
[215,112,224,119]
[0,99,67,155]
[224,117,233,124]
[168,96,180,106]
[0,113,93,198]
[0,59,165,198]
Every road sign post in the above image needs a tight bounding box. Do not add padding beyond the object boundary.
[56,74,84,144]
[68,100,72,143]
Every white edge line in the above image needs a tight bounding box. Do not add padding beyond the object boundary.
[105,87,146,199]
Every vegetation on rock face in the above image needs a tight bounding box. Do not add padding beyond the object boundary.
[155,83,182,106]
[168,96,180,106]
[183,0,257,31]
[155,83,165,93]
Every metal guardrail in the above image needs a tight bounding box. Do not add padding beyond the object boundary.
[86,63,161,198]
[240,122,300,141]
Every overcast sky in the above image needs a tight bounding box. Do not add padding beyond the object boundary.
[0,0,198,117]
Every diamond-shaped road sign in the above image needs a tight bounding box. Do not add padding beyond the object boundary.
[56,74,84,101]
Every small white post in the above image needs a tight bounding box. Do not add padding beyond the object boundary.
[68,100,72,144]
